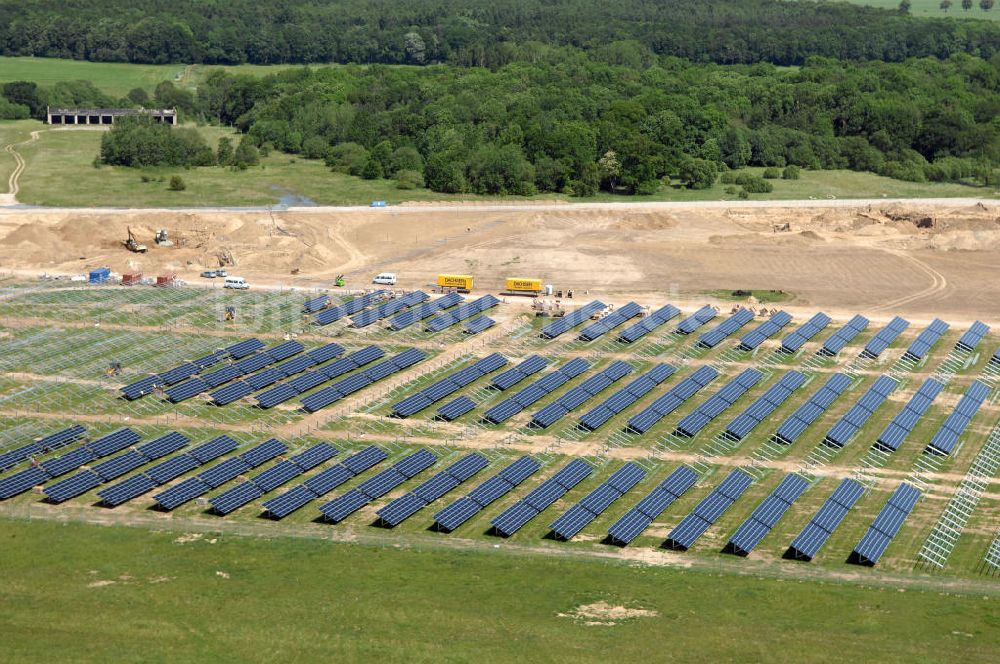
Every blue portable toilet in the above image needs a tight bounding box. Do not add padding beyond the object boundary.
[89,267,111,284]
[370,200,388,208]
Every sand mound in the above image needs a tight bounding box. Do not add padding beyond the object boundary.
[558,601,659,626]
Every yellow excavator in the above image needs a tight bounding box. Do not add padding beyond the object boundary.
[124,227,147,253]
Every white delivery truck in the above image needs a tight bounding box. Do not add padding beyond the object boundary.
[373,272,397,285]
[224,276,250,290]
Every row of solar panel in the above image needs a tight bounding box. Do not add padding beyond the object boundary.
[675,305,716,335]
[300,347,427,413]
[627,365,719,434]
[388,292,463,330]
[902,318,949,361]
[926,380,992,455]
[578,302,643,342]
[463,316,496,335]
[42,432,191,503]
[779,312,832,354]
[539,300,606,339]
[850,483,922,565]
[254,344,384,409]
[725,474,809,556]
[318,449,438,522]
[350,291,429,328]
[376,453,490,526]
[956,320,990,353]
[314,290,387,325]
[120,338,265,399]
[738,311,792,351]
[490,355,549,391]
[697,308,754,349]
[425,295,500,332]
[483,358,591,424]
[433,456,541,531]
[96,435,240,506]
[262,446,389,518]
[875,378,944,452]
[208,442,340,514]
[860,316,909,359]
[391,353,509,417]
[550,462,646,539]
[166,340,306,403]
[303,294,331,313]
[153,439,288,510]
[617,304,681,343]
[208,341,348,406]
[577,364,676,431]
[774,373,853,444]
[0,424,86,472]
[529,360,636,429]
[665,469,755,550]
[824,375,898,447]
[0,428,140,500]
[675,368,764,437]
[724,371,807,441]
[491,459,594,536]
[818,314,870,356]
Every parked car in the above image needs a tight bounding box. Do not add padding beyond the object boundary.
[373,272,397,285]
[223,276,250,290]
[201,270,218,278]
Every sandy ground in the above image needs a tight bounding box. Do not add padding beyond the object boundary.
[1,201,999,322]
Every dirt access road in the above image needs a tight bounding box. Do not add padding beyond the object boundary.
[1,199,999,323]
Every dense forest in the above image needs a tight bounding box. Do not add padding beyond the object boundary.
[7,51,994,196]
[2,0,1000,67]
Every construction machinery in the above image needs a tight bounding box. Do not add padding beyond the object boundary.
[154,229,173,246]
[124,227,147,253]
[105,361,122,377]
[224,306,236,322]
[335,274,346,287]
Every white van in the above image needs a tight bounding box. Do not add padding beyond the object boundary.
[224,276,250,290]
[373,272,397,285]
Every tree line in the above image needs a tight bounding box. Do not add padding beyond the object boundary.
[2,0,1000,67]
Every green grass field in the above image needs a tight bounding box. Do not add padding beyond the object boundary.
[2,121,995,206]
[1,518,997,663]
[796,0,1000,20]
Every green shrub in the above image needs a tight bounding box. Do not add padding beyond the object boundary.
[168,175,186,191]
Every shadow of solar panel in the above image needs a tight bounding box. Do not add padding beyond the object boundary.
[0,466,50,499]
[44,469,102,502]
[154,477,211,509]
[41,446,96,478]
[211,380,254,405]
[92,450,147,481]
[307,342,346,364]
[226,338,265,359]
[97,473,158,506]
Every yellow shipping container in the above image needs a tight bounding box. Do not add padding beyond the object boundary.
[505,277,543,293]
[437,274,474,290]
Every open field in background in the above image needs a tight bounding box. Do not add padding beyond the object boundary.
[801,0,1000,21]
[0,57,185,97]
[3,519,997,663]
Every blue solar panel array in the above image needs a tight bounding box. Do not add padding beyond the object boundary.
[433,456,541,531]
[818,314,869,356]
[303,294,331,313]
[318,449,437,522]
[388,292,463,330]
[436,395,477,421]
[261,445,388,518]
[578,302,643,341]
[617,304,681,343]
[350,291,429,328]
[152,439,287,510]
[425,295,501,332]
[850,483,921,566]
[208,443,338,515]
[120,340,263,400]
[539,300,607,339]
[463,316,496,335]
[993,347,1000,367]
[577,364,676,431]
[43,432,191,503]
[725,474,809,556]
[550,463,646,540]
[926,380,992,455]
[955,320,990,353]
[168,340,306,403]
[627,365,719,434]
[664,469,754,550]
[875,378,944,452]
[491,355,549,390]
[787,478,865,561]
[491,459,594,536]
[255,344,386,409]
[0,428,141,500]
[675,368,764,437]
[675,305,717,335]
[724,371,807,441]
[482,358,590,424]
[902,318,949,361]
[780,312,831,353]
[737,311,792,350]
[0,424,85,472]
[314,290,387,326]
[607,466,699,545]
[301,347,427,413]
[391,353,508,417]
[774,373,852,444]
[696,308,755,349]
[860,316,910,359]
[824,375,898,447]
[530,360,636,428]
[376,453,489,526]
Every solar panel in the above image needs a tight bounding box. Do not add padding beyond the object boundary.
[675,305,717,334]
[925,380,991,455]
[252,460,304,493]
[780,312,831,353]
[491,355,549,390]
[824,375,897,447]
[349,470,403,500]
[437,396,477,421]
[696,308,755,348]
[850,482,921,565]
[724,370,806,440]
[307,342,346,364]
[955,321,990,352]
[234,353,273,375]
[0,425,86,472]
[192,351,226,369]
[539,300,607,338]
[40,446,96,478]
[153,477,211,510]
[245,367,286,390]
[43,469,103,503]
[577,302,644,341]
[91,450,147,481]
[550,462,646,540]
[491,501,541,536]
[618,304,681,342]
[341,446,388,474]
[197,457,251,489]
[860,315,910,358]
[210,481,265,515]
[255,383,299,409]
[726,474,809,555]
[787,478,865,560]
[238,439,287,468]
[0,466,50,499]
[158,362,200,386]
[676,369,763,437]
[143,454,200,485]
[261,485,319,518]
[425,295,500,332]
[664,469,753,550]
[137,432,190,460]
[737,311,792,350]
[121,375,161,400]
[225,338,265,359]
[188,435,239,463]
[774,373,852,444]
[818,314,869,356]
[628,366,719,434]
[97,473,158,506]
[303,294,330,313]
[394,449,437,478]
[321,487,377,521]
[875,378,943,452]
[464,316,496,334]
[164,377,209,402]
[291,443,338,471]
[85,428,141,458]
[210,380,254,406]
[903,318,949,361]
